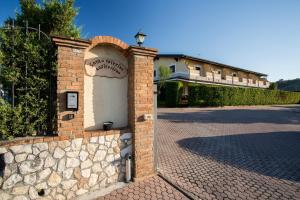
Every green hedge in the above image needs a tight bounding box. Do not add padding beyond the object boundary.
[0,99,33,140]
[165,81,183,107]
[188,84,300,107]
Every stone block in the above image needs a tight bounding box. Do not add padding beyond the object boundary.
[63,168,73,180]
[39,151,49,158]
[4,151,14,164]
[57,141,70,149]
[44,156,56,168]
[81,159,92,169]
[0,147,7,154]
[57,158,66,172]
[66,158,80,168]
[12,196,28,200]
[33,143,48,152]
[81,168,91,178]
[2,174,22,189]
[24,173,37,185]
[10,144,32,154]
[38,168,52,181]
[12,186,29,195]
[19,159,44,175]
[35,182,48,190]
[28,187,38,200]
[76,189,88,196]
[88,174,98,187]
[15,154,27,163]
[61,180,77,190]
[53,147,65,159]
[93,150,106,162]
[66,151,80,158]
[48,172,62,187]
[91,163,102,173]
[79,150,89,161]
[86,143,98,155]
[71,138,82,151]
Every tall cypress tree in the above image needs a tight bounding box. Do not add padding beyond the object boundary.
[0,0,80,139]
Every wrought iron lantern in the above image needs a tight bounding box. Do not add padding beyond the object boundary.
[134,31,147,46]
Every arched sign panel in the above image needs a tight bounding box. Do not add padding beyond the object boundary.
[85,56,128,78]
[84,45,128,130]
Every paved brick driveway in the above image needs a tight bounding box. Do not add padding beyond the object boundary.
[97,175,188,200]
[157,105,300,200]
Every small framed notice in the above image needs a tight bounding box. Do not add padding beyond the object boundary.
[66,92,78,111]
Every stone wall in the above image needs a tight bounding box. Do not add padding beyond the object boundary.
[0,131,132,200]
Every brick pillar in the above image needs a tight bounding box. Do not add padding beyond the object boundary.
[128,46,158,180]
[52,36,91,137]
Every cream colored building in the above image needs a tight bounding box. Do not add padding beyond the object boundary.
[154,54,270,93]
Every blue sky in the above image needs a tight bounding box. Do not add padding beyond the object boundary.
[1,0,300,82]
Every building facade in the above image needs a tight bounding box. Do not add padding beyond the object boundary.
[154,54,270,93]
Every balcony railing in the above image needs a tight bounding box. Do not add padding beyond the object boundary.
[164,71,270,88]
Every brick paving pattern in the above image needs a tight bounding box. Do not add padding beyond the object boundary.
[97,176,188,200]
[157,105,300,200]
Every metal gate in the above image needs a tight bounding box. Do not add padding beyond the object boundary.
[153,83,158,170]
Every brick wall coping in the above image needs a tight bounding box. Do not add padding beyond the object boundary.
[52,35,91,49]
[0,128,130,147]
[52,36,158,59]
[129,45,158,57]
[52,35,131,51]
[89,36,129,51]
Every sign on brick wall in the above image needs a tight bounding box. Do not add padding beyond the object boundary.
[85,56,128,78]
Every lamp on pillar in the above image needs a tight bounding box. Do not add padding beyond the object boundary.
[134,31,147,46]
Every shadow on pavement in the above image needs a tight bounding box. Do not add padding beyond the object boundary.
[159,107,300,124]
[177,131,300,182]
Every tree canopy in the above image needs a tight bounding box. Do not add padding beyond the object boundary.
[0,0,81,139]
[277,78,300,92]
[11,0,80,37]
[158,65,171,89]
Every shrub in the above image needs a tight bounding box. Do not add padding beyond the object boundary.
[165,81,183,107]
[188,84,300,107]
[158,83,166,101]
[0,99,11,139]
[0,99,38,140]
